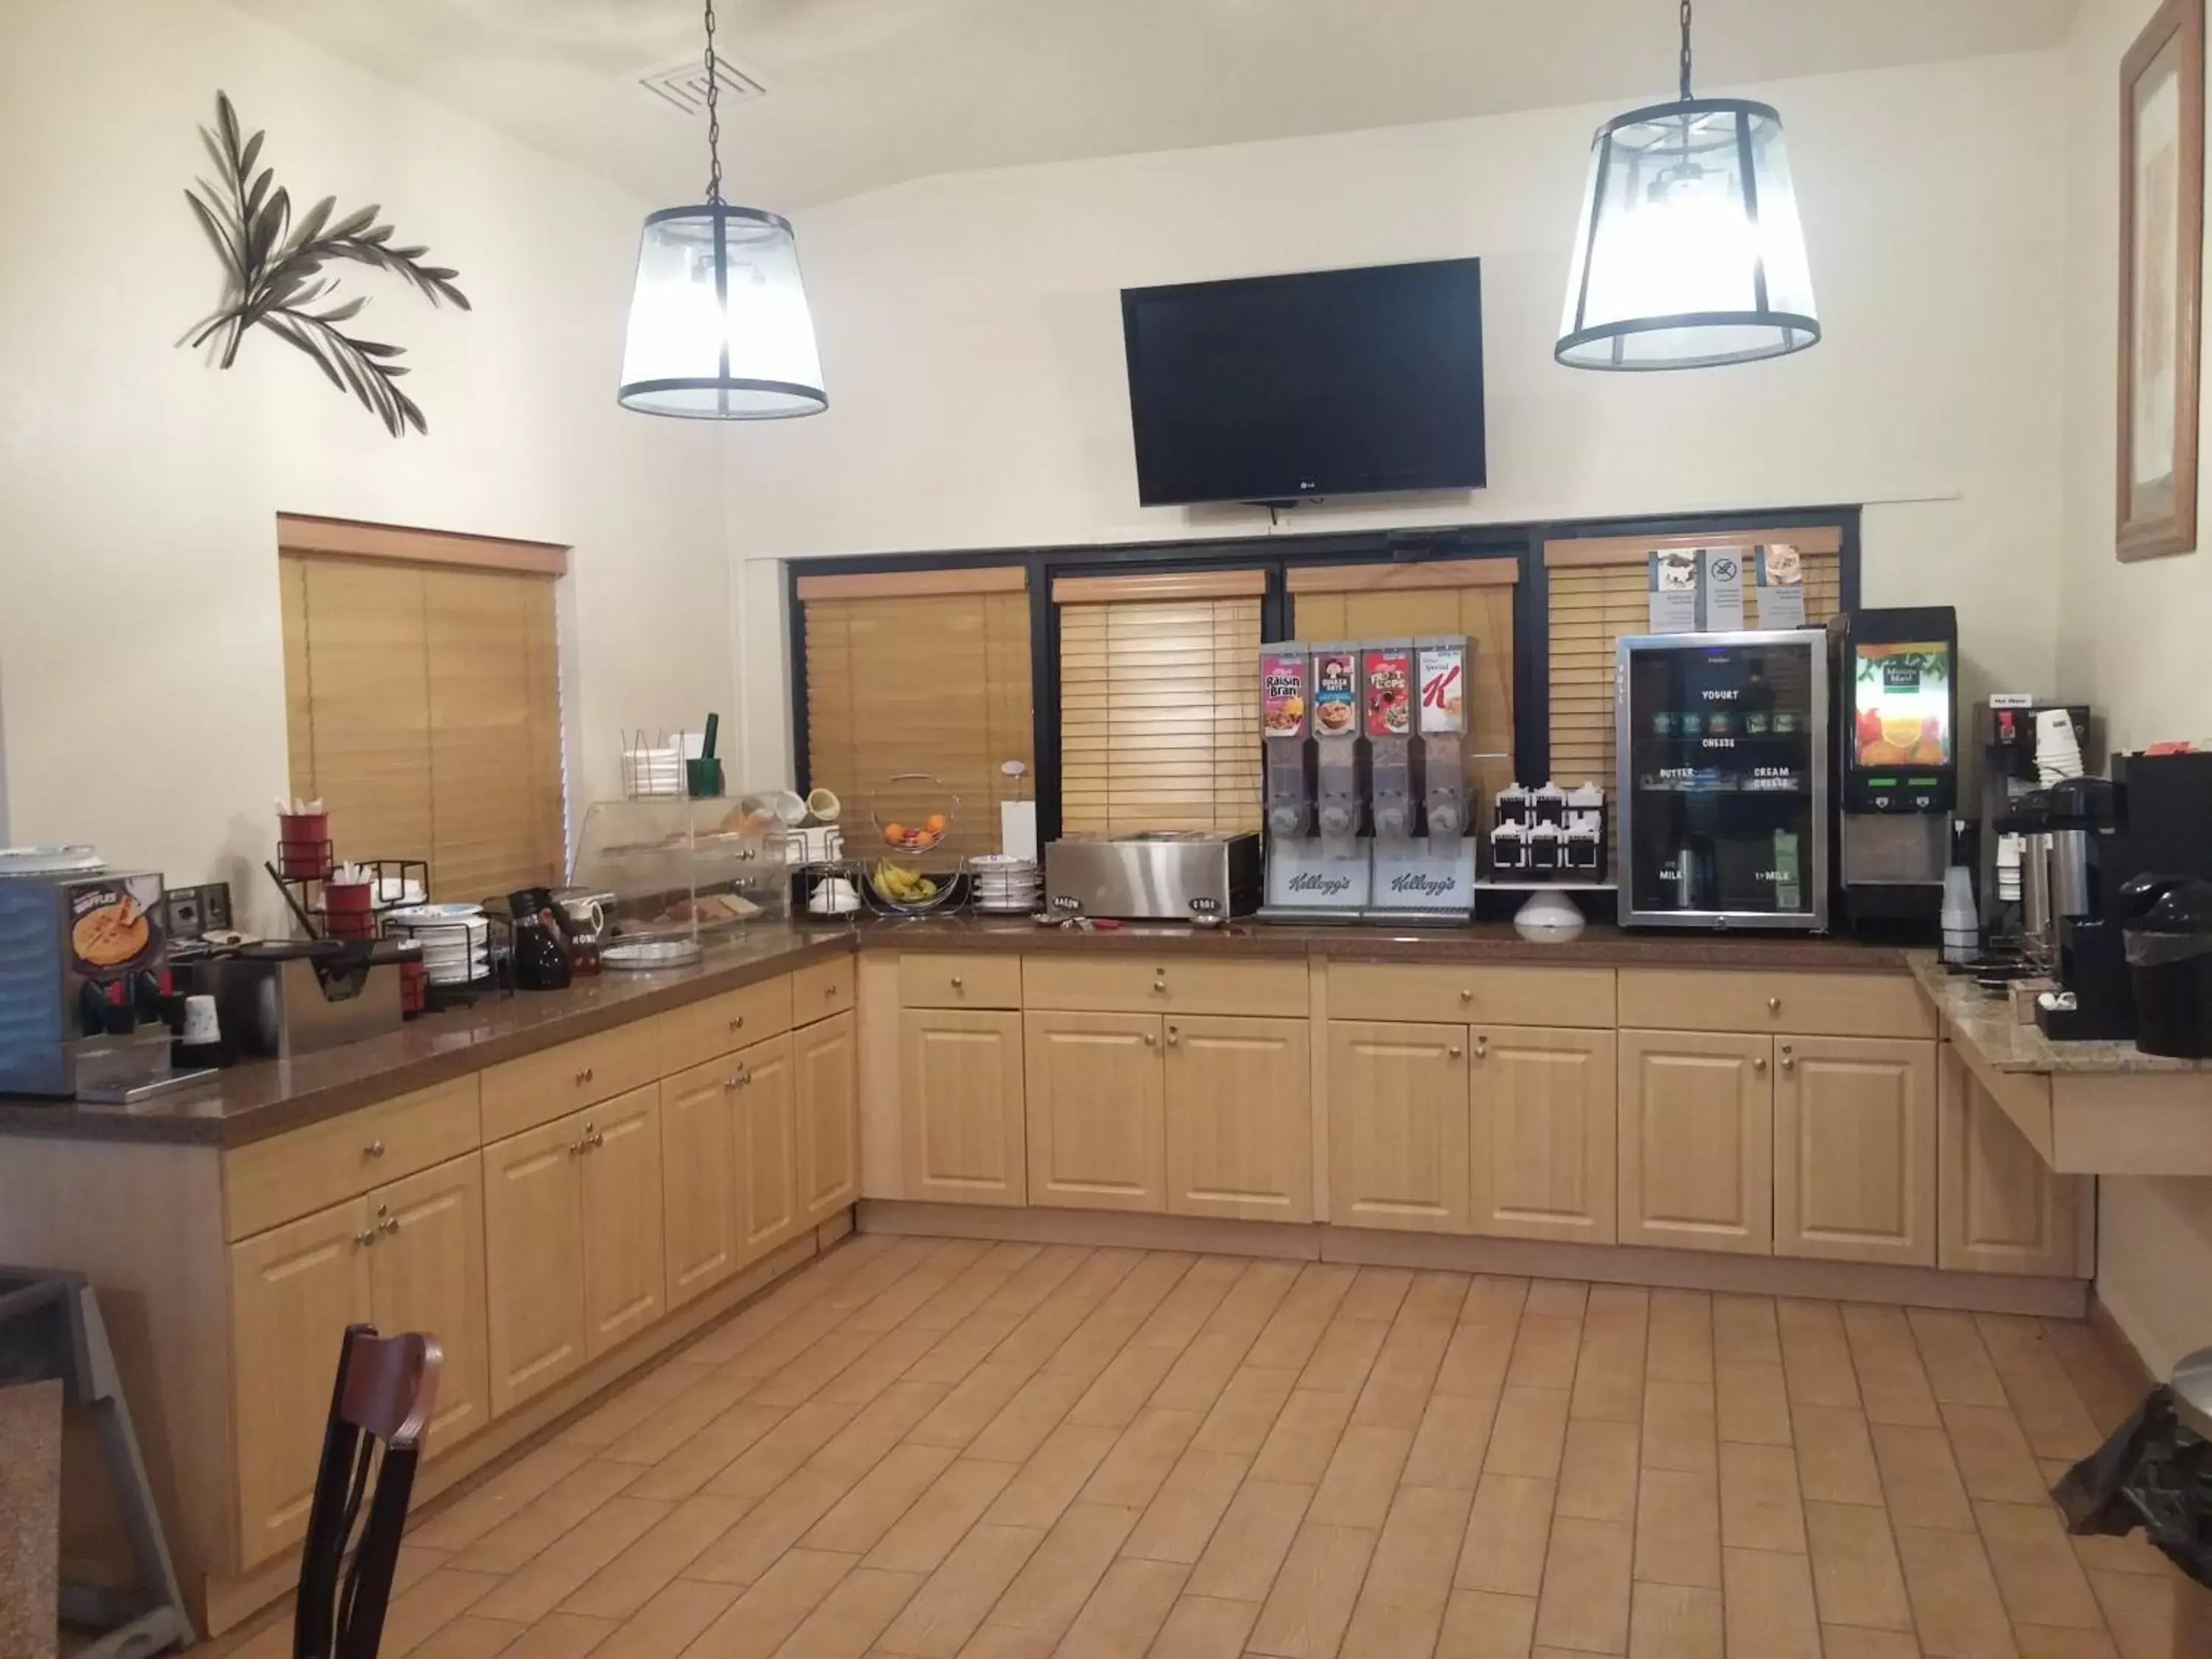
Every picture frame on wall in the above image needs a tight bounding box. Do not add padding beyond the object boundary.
[2117,0,2205,560]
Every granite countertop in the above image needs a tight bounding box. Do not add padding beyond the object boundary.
[0,925,854,1148]
[0,914,1916,1148]
[1907,950,2212,1076]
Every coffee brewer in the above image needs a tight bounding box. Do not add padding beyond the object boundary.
[1260,641,1369,920]
[1366,636,1476,922]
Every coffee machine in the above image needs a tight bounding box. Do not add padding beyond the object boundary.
[1365,636,1477,922]
[1260,641,1369,920]
[1974,700,2093,953]
[1830,606,1958,928]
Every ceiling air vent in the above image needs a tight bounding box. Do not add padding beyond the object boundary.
[639,56,765,115]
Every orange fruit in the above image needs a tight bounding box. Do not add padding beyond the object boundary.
[915,828,941,849]
[882,822,907,846]
[924,813,949,835]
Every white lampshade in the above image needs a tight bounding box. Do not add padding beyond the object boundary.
[618,205,826,418]
[1557,98,1818,371]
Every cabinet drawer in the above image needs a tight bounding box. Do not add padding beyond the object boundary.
[225,1076,481,1242]
[793,954,855,1024]
[481,1018,662,1142]
[1617,969,1933,1040]
[1328,962,1615,1029]
[659,975,793,1074]
[1022,955,1307,1017]
[899,953,1024,1009]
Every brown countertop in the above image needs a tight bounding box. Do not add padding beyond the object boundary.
[0,916,1914,1149]
[1907,950,2212,1076]
[0,926,854,1149]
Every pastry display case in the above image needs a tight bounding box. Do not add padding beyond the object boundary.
[569,797,790,964]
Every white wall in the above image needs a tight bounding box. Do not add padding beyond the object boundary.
[0,0,732,919]
[725,50,2071,782]
[2055,0,2212,1381]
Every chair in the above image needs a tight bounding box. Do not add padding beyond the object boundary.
[294,1325,442,1659]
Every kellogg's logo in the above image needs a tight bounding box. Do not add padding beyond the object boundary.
[1287,872,1353,896]
[1389,872,1458,896]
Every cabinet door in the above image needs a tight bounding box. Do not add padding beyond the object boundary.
[899,1009,1027,1207]
[1938,1043,2085,1277]
[482,1115,588,1416]
[229,1199,373,1567]
[795,1009,859,1227]
[1326,1021,1470,1234]
[661,1060,740,1310]
[1469,1026,1618,1244]
[1775,1036,1937,1267]
[735,1034,800,1262]
[1618,1030,1773,1255]
[1025,1010,1166,1212]
[581,1085,667,1358]
[1164,1015,1312,1222]
[368,1152,490,1453]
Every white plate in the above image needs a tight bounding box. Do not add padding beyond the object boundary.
[385,902,484,924]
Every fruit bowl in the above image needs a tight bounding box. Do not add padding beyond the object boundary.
[869,773,959,861]
[863,856,965,917]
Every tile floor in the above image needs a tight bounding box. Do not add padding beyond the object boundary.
[212,1234,2174,1659]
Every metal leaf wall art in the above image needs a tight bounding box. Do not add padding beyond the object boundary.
[181,92,470,437]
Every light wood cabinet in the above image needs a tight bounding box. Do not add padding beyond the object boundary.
[1326,1021,1470,1234]
[1617,969,1935,1041]
[482,1115,588,1416]
[1164,1015,1312,1223]
[1775,1036,1936,1267]
[660,1058,741,1310]
[229,1200,373,1568]
[367,1152,490,1452]
[899,952,1025,1009]
[899,1008,1027,1206]
[1021,956,1308,1018]
[1329,963,1618,1029]
[734,1033,800,1262]
[795,1009,859,1227]
[793,954,855,1023]
[1618,1030,1773,1256]
[480,1019,662,1141]
[1025,1010,1166,1211]
[224,1075,480,1241]
[580,1086,667,1358]
[1468,1026,1617,1245]
[658,975,793,1075]
[1938,1043,2087,1277]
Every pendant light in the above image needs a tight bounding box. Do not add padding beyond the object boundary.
[618,0,826,417]
[1556,0,1818,371]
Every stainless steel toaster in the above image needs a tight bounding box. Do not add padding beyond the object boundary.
[1043,832,1262,922]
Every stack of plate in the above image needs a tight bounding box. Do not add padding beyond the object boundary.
[970,855,1040,914]
[383,902,490,986]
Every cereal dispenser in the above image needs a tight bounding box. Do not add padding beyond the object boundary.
[1259,640,1371,919]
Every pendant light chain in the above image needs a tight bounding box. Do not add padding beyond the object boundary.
[702,0,725,205]
[1678,0,1694,101]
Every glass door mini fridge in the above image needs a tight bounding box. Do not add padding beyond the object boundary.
[1617,629,1831,930]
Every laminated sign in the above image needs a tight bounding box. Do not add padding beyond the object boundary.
[1647,549,1699,633]
[1700,548,1745,632]
[1756,543,1807,628]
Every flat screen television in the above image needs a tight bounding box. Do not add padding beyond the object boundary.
[1119,257,1486,508]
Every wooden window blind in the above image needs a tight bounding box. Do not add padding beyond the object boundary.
[1289,557,1520,812]
[798,567,1033,863]
[1545,527,1843,791]
[280,544,566,902]
[1056,571,1265,835]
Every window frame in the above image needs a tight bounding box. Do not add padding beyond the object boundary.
[786,505,1860,844]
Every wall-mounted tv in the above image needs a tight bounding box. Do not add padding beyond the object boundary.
[1119,257,1486,508]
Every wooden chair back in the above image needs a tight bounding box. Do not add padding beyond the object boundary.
[293,1324,442,1659]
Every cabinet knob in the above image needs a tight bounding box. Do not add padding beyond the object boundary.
[1753,1055,1769,1073]
[568,1139,586,1156]
[575,1065,595,1085]
[824,984,838,998]
[1152,975,1167,993]
[354,1228,377,1248]
[1780,1044,1796,1073]
[588,1130,606,1149]
[364,1138,386,1159]
[1166,1026,1180,1047]
[726,1065,751,1091]
[1767,997,1781,1013]
[728,1015,745,1032]
[950,975,964,990]
[380,1215,401,1236]
[1474,1037,1489,1059]
[1448,1044,1464,1058]
[1459,988,1473,1004]
[1144,1032,1158,1047]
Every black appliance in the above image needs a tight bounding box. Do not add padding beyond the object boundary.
[1973,702,2091,943]
[1829,606,1958,929]
[2122,876,2212,1057]
[2042,751,2212,1043]
[1120,259,1486,507]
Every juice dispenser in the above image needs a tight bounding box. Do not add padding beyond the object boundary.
[1259,640,1371,919]
[1831,606,1958,928]
[1368,635,1478,921]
